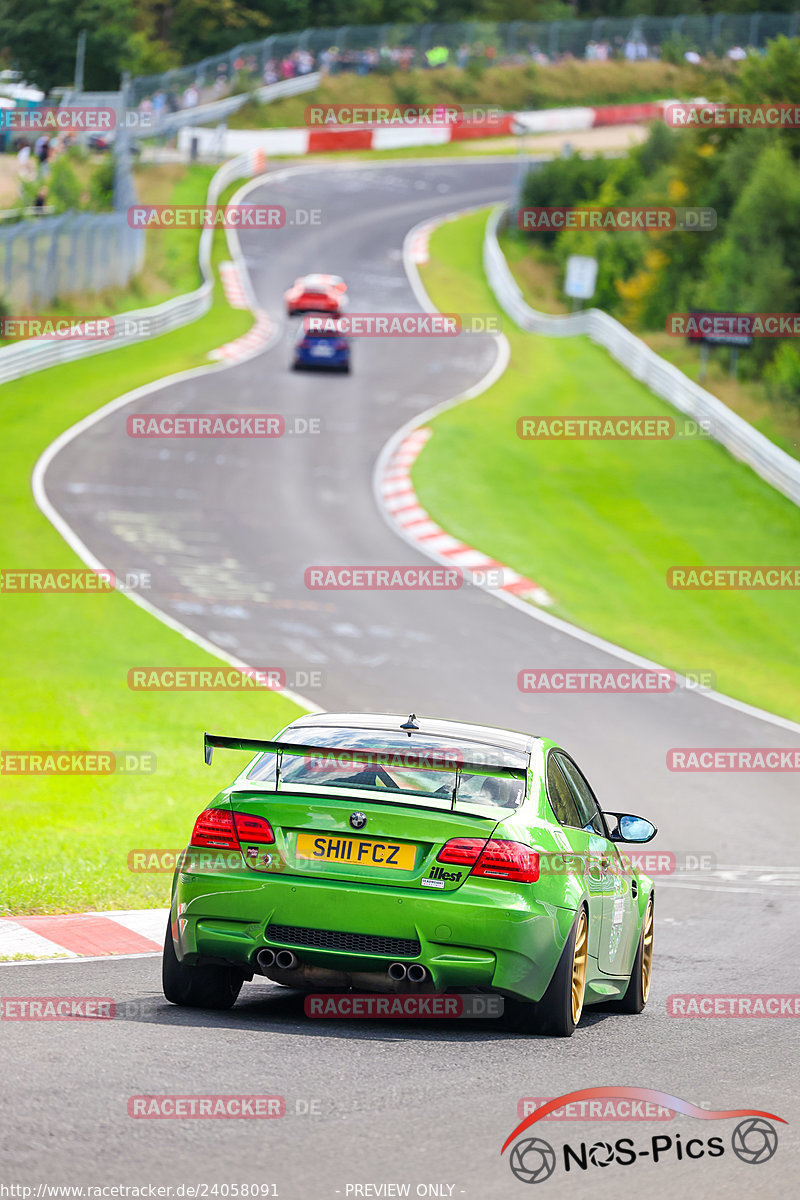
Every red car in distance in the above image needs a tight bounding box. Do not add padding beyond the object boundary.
[284,274,348,316]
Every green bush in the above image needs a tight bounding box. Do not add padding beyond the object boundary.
[520,153,614,247]
[660,34,693,67]
[765,343,800,405]
[465,56,487,81]
[392,77,421,106]
[89,156,115,211]
[48,156,82,212]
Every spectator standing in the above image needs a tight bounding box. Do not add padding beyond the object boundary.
[152,89,167,120]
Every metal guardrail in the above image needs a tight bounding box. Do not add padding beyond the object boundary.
[0,206,56,220]
[0,150,262,385]
[483,204,800,508]
[147,73,321,137]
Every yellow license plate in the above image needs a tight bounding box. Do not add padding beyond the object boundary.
[296,832,415,871]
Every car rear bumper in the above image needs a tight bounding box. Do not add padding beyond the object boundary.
[171,866,576,1001]
[294,351,349,369]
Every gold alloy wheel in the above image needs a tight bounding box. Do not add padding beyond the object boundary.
[571,910,589,1025]
[641,899,654,1003]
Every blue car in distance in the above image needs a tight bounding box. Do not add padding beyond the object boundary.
[292,313,351,373]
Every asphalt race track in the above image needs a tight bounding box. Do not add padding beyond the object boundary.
[7,161,799,1197]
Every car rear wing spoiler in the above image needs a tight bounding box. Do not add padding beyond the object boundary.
[203,732,527,783]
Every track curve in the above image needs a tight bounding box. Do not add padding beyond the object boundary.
[14,159,799,1195]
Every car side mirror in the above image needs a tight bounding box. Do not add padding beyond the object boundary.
[604,811,657,843]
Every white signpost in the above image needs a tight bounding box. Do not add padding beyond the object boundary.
[564,255,598,308]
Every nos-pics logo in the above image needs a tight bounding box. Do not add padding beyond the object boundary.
[502,1088,784,1183]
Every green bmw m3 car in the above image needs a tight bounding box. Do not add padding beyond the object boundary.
[163,712,656,1036]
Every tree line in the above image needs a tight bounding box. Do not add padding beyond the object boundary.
[1,0,795,94]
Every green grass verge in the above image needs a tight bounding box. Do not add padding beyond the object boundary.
[415,209,800,723]
[0,174,304,917]
[498,226,800,463]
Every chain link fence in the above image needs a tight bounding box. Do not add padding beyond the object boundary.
[128,12,800,109]
[0,90,144,308]
[0,74,318,309]
[0,150,261,384]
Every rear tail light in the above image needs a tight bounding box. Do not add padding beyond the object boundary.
[190,808,275,850]
[190,808,238,850]
[233,812,274,844]
[334,339,348,350]
[437,838,539,883]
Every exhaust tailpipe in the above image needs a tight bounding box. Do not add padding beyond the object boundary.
[387,962,407,981]
[256,947,276,972]
[406,963,428,984]
[275,949,299,970]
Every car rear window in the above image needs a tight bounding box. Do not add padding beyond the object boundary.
[246,727,527,809]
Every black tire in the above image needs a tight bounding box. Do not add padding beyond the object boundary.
[613,894,653,1014]
[504,907,589,1038]
[162,921,243,1010]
